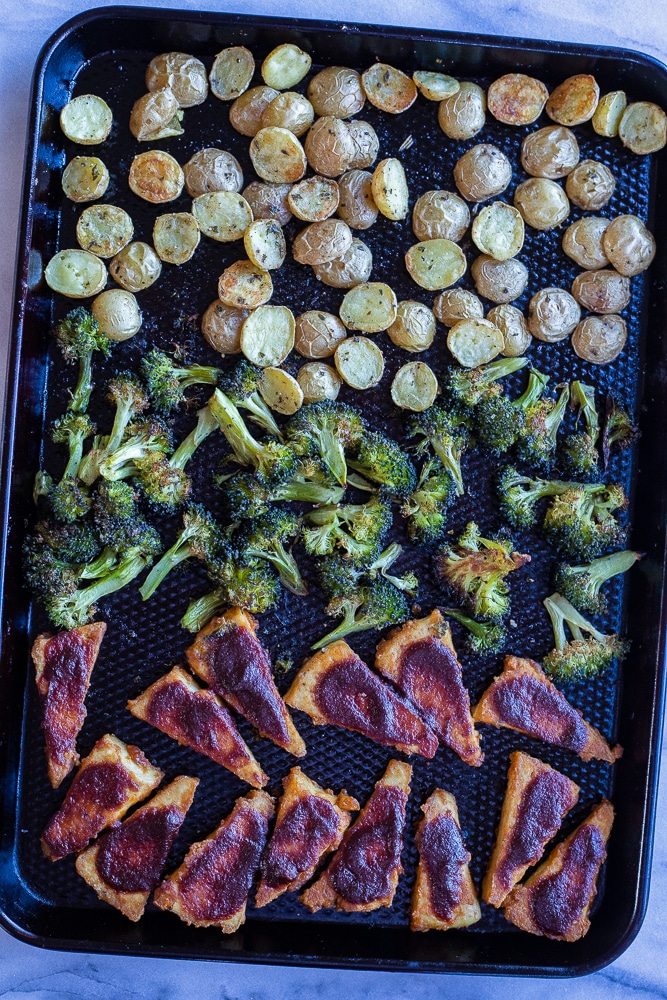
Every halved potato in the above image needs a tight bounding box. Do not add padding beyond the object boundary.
[92,289,142,341]
[218,259,273,309]
[129,89,183,141]
[243,181,293,225]
[201,299,248,355]
[250,127,307,183]
[471,255,528,304]
[412,190,470,242]
[433,288,484,327]
[312,238,372,288]
[288,176,339,221]
[390,362,438,411]
[562,217,610,271]
[259,367,304,414]
[487,73,548,125]
[546,74,600,125]
[487,304,531,357]
[447,318,503,367]
[304,117,355,177]
[565,159,615,211]
[292,219,352,265]
[76,205,134,258]
[337,170,378,229]
[387,300,436,352]
[229,85,279,136]
[592,91,627,137]
[528,287,580,342]
[413,71,459,101]
[339,282,397,332]
[453,144,512,203]
[262,44,312,90]
[261,91,314,136]
[602,215,656,276]
[619,102,667,154]
[405,239,466,291]
[109,242,162,292]
[471,202,524,260]
[371,158,409,220]
[347,121,379,169]
[60,94,113,144]
[146,52,208,107]
[308,67,366,119]
[334,336,385,388]
[183,148,243,197]
[210,46,255,101]
[295,311,347,358]
[297,362,342,402]
[192,191,253,241]
[244,219,286,270]
[571,269,631,314]
[513,178,570,231]
[129,150,184,203]
[45,249,107,298]
[438,82,486,139]
[241,305,295,366]
[361,63,417,114]
[153,212,200,264]
[62,156,109,202]
[572,314,627,364]
[521,126,579,179]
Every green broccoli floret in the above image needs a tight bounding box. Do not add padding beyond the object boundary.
[202,549,281,616]
[219,459,345,520]
[406,407,468,496]
[48,412,96,522]
[92,480,159,563]
[285,401,365,487]
[496,466,581,530]
[443,357,528,411]
[561,381,600,480]
[51,307,112,413]
[474,368,547,455]
[302,493,392,561]
[140,505,223,600]
[209,388,297,486]
[78,373,150,484]
[33,470,53,505]
[516,382,570,470]
[311,577,410,650]
[141,348,220,414]
[441,606,508,655]
[553,549,642,615]
[239,508,306,596]
[219,360,281,437]
[366,542,419,594]
[401,457,454,544]
[542,483,627,561]
[22,534,82,600]
[347,431,417,496]
[31,519,101,565]
[542,592,630,682]
[602,395,640,469]
[97,417,173,482]
[315,543,418,598]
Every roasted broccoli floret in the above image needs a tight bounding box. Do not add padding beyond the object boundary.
[22,534,82,600]
[302,493,392,561]
[78,373,150,484]
[516,381,570,470]
[219,460,345,520]
[141,348,220,414]
[602,395,640,469]
[140,505,223,600]
[348,430,417,496]
[51,307,112,413]
[316,542,418,598]
[92,480,159,560]
[209,388,297,486]
[202,549,281,616]
[401,457,454,544]
[31,519,101,565]
[97,417,172,482]
[443,357,528,411]
[366,542,419,595]
[311,577,410,650]
[436,521,530,622]
[497,466,580,530]
[47,412,96,522]
[442,606,508,655]
[542,483,627,561]
[542,592,630,682]
[561,381,600,480]
[474,368,548,455]
[284,401,365,487]
[553,549,642,615]
[239,508,306,596]
[406,407,468,496]
[219,360,281,437]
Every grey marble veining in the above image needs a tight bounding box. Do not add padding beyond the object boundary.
[1,0,666,995]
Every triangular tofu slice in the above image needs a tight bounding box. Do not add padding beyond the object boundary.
[503,799,614,941]
[41,733,163,861]
[127,665,268,789]
[285,640,438,758]
[256,767,359,908]
[75,775,199,922]
[411,789,481,932]
[375,610,483,766]
[483,752,580,908]
[185,608,305,757]
[301,760,411,913]
[473,656,622,763]
[153,789,275,932]
[32,622,107,788]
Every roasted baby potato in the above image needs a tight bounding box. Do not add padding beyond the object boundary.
[334,336,385,388]
[295,311,347,358]
[602,214,656,276]
[288,176,340,221]
[371,158,409,220]
[183,148,243,197]
[261,91,314,136]
[390,362,438,411]
[243,181,293,225]
[413,71,460,102]
[412,190,470,242]
[619,101,667,154]
[62,156,109,202]
[129,89,183,141]
[229,85,279,136]
[387,300,436,352]
[562,217,610,270]
[153,212,200,264]
[210,46,255,101]
[528,287,580,342]
[296,362,342,402]
[305,117,355,177]
[76,204,134,258]
[244,219,287,270]
[262,44,312,90]
[347,121,380,169]
[339,282,397,332]
[572,314,627,364]
[45,249,107,298]
[337,170,378,230]
[453,144,512,202]
[471,255,528,303]
[250,127,307,183]
[129,150,184,203]
[259,367,304,415]
[546,74,599,126]
[218,259,273,309]
[520,126,579,179]
[109,242,162,292]
[487,303,532,357]
[592,91,627,137]
[146,52,208,107]
[447,318,503,367]
[308,67,366,118]
[571,269,631,314]
[405,239,466,291]
[292,219,353,265]
[513,178,570,231]
[433,288,484,326]
[438,82,486,139]
[201,299,248,354]
[565,159,615,211]
[60,94,113,144]
[191,191,253,241]
[487,73,549,125]
[361,63,417,113]
[241,305,296,366]
[312,238,373,288]
[92,289,142,341]
[471,202,525,260]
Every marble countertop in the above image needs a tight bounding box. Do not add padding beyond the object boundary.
[1,0,666,995]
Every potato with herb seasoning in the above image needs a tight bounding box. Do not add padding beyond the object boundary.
[571,270,631,314]
[76,205,134,258]
[218,260,273,309]
[153,212,200,265]
[241,305,296,367]
[262,44,312,90]
[433,289,484,326]
[487,73,549,125]
[361,63,417,113]
[520,126,579,179]
[572,314,627,364]
[313,238,373,288]
[109,242,161,292]
[229,85,279,136]
[62,156,109,202]
[288,176,340,221]
[92,289,142,341]
[129,150,184,203]
[471,255,528,303]
[528,287,580,342]
[292,219,353,266]
[565,159,615,211]
[250,127,307,184]
[308,67,366,118]
[453,144,512,202]
[210,46,255,101]
[438,82,486,139]
[619,101,667,154]
[391,362,438,411]
[183,148,243,197]
[60,94,113,144]
[387,301,435,352]
[412,190,470,242]
[405,239,466,291]
[487,304,531,357]
[201,300,248,355]
[337,170,378,230]
[243,181,293,225]
[146,52,208,107]
[191,191,253,242]
[413,71,459,101]
[304,116,355,177]
[592,91,627,137]
[259,368,303,414]
[447,318,503,367]
[562,217,610,270]
[602,215,656,276]
[334,336,385,388]
[295,311,347,358]
[244,219,286,270]
[513,178,570,231]
[471,202,524,260]
[45,250,107,299]
[339,282,397,333]
[347,121,380,169]
[261,92,314,136]
[371,158,409,220]
[546,74,599,126]
[129,89,183,141]
[297,362,342,402]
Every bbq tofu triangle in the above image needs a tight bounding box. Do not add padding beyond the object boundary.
[256,767,359,908]
[127,665,268,788]
[285,640,438,757]
[301,759,411,913]
[186,608,305,756]
[503,799,615,941]
[483,752,580,908]
[154,789,275,932]
[411,789,481,932]
[375,610,483,766]
[32,622,107,788]
[473,656,623,763]
[75,775,199,921]
[41,733,163,861]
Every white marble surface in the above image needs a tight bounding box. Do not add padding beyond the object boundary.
[1,0,667,994]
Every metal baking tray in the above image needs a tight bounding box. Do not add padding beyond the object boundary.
[1,4,667,976]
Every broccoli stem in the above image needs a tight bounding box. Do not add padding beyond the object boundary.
[48,552,152,628]
[273,479,345,505]
[442,606,489,639]
[180,590,226,632]
[170,404,219,471]
[238,393,281,438]
[71,353,94,414]
[311,600,366,650]
[79,547,119,581]
[208,388,261,467]
[543,593,606,651]
[572,550,641,592]
[245,541,307,596]
[571,381,599,444]
[139,532,196,600]
[368,543,419,594]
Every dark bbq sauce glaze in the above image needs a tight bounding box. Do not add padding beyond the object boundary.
[96,805,183,893]
[143,680,247,769]
[43,762,139,858]
[495,770,576,895]
[398,638,470,740]
[178,806,269,922]
[42,632,95,764]
[417,814,469,922]
[529,824,606,937]
[490,675,589,752]
[328,784,407,905]
[261,796,339,890]
[203,625,290,747]
[314,657,437,756]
